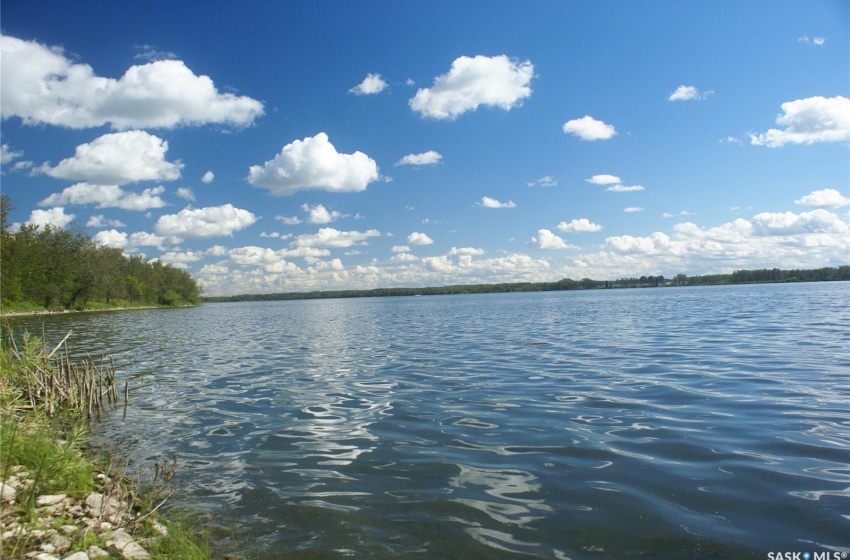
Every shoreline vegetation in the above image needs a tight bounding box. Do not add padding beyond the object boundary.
[0,331,210,560]
[1,195,202,319]
[204,265,850,303]
[0,302,200,319]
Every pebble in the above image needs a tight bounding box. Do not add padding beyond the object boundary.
[1,466,153,560]
[0,481,17,502]
[36,494,67,507]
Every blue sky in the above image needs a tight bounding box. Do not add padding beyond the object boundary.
[1,0,848,296]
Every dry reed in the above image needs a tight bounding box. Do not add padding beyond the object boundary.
[4,330,123,419]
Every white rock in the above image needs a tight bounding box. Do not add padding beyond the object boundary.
[36,494,67,507]
[106,528,134,551]
[60,525,78,535]
[63,553,90,560]
[50,534,72,555]
[0,482,16,503]
[120,542,150,560]
[84,493,105,515]
[150,520,168,537]
[87,545,109,558]
[31,554,59,560]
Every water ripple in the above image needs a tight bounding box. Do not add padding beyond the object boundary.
[7,282,848,558]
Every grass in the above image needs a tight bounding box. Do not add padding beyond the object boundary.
[0,329,212,560]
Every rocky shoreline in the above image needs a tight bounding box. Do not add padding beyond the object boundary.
[1,465,158,560]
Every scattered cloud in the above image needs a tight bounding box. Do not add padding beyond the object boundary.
[409,55,534,120]
[293,227,381,249]
[478,196,516,208]
[563,116,616,141]
[531,228,575,250]
[0,34,264,129]
[794,188,850,209]
[449,247,485,256]
[557,218,603,233]
[39,131,182,185]
[391,245,411,253]
[176,187,196,201]
[1,144,23,165]
[349,73,388,95]
[406,232,434,245]
[391,251,418,262]
[395,151,442,166]
[667,85,713,101]
[662,211,696,219]
[750,209,848,235]
[749,96,850,147]
[587,209,849,277]
[624,207,645,213]
[157,250,206,269]
[86,215,126,228]
[39,183,167,211]
[92,229,128,248]
[201,170,215,183]
[277,203,347,225]
[127,231,176,251]
[154,204,257,238]
[133,44,178,62]
[607,184,645,192]
[247,132,379,195]
[586,174,621,185]
[798,36,826,47]
[527,176,557,187]
[23,207,76,229]
[302,203,345,224]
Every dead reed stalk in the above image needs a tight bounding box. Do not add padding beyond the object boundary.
[5,330,122,420]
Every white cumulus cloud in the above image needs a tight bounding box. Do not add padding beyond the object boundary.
[92,229,128,248]
[247,132,379,195]
[395,151,442,166]
[24,207,76,229]
[750,209,849,236]
[293,227,381,249]
[40,131,182,185]
[586,174,621,185]
[563,116,616,141]
[668,85,701,101]
[479,196,516,208]
[302,203,344,224]
[409,55,534,120]
[0,34,264,129]
[557,218,603,233]
[531,229,574,250]
[154,204,257,238]
[607,184,645,192]
[201,170,215,183]
[794,188,850,208]
[749,96,850,147]
[624,207,645,213]
[406,232,434,245]
[349,73,388,95]
[39,183,167,211]
[87,215,126,228]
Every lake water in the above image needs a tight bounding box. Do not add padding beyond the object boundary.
[6,283,849,559]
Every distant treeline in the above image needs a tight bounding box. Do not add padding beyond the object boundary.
[1,195,201,311]
[204,265,849,303]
